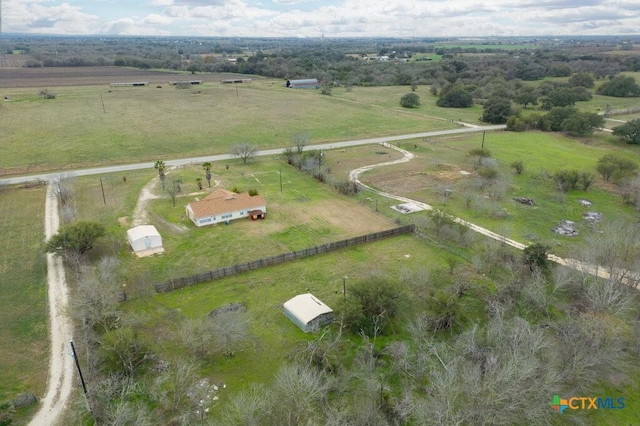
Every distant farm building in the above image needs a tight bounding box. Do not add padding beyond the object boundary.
[285,79,319,89]
[109,82,148,87]
[185,188,267,227]
[221,79,253,84]
[283,293,334,333]
[169,80,202,85]
[127,225,164,257]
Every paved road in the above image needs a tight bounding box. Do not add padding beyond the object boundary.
[0,125,505,185]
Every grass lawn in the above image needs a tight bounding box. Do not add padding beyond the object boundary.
[33,134,640,424]
[348,130,640,258]
[122,233,467,405]
[0,79,456,173]
[330,85,484,124]
[0,186,48,422]
[69,155,400,289]
[69,151,483,408]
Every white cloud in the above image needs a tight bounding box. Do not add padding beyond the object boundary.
[144,13,173,25]
[3,0,640,37]
[102,18,171,36]
[3,1,100,34]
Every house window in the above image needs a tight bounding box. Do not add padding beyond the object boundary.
[221,213,232,219]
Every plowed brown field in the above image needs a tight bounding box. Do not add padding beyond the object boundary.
[0,66,253,88]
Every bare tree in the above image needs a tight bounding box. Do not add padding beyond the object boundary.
[60,203,77,224]
[268,363,329,425]
[583,219,640,282]
[94,376,152,426]
[232,143,257,164]
[73,257,122,331]
[165,177,182,207]
[292,132,310,154]
[554,314,630,393]
[406,317,559,425]
[294,326,343,372]
[53,174,75,206]
[152,359,199,416]
[209,306,251,357]
[178,317,214,358]
[220,384,270,426]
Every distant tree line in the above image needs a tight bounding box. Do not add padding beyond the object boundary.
[10,36,640,88]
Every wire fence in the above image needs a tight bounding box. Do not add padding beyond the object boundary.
[154,224,415,293]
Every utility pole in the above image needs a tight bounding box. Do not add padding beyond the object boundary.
[100,178,106,204]
[279,168,283,193]
[343,276,347,301]
[70,341,87,395]
[481,130,486,149]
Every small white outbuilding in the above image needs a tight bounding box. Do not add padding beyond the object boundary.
[127,225,164,257]
[283,293,333,333]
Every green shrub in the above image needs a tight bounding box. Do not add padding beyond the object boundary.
[400,92,420,108]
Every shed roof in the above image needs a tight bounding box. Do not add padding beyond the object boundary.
[187,189,266,219]
[127,225,161,241]
[283,293,333,325]
[288,78,318,86]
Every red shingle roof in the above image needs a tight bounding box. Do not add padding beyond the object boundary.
[188,189,266,219]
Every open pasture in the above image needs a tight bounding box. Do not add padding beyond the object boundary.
[0,185,48,421]
[356,131,640,257]
[0,70,455,175]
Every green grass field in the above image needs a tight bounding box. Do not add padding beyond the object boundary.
[4,66,640,423]
[330,85,485,124]
[124,234,457,394]
[70,154,398,289]
[352,131,640,258]
[0,79,456,173]
[0,186,48,422]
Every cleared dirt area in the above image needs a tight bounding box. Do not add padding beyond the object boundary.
[0,66,256,88]
[363,156,473,197]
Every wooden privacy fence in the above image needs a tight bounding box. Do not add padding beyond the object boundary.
[154,224,415,293]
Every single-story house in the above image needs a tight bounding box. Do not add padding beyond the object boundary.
[185,188,267,227]
[127,225,164,257]
[285,79,319,89]
[283,293,334,333]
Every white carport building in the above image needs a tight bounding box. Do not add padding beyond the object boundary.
[283,293,334,333]
[127,225,164,257]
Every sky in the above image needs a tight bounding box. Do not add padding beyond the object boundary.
[3,0,640,38]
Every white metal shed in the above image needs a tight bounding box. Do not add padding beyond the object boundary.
[283,293,333,332]
[127,225,164,257]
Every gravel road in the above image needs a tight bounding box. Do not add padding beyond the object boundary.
[28,183,75,426]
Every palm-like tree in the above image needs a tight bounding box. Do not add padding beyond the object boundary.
[202,162,212,187]
[154,160,166,189]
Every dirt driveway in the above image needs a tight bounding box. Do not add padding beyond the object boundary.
[29,184,75,426]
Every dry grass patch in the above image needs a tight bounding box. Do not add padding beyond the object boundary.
[0,186,48,406]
